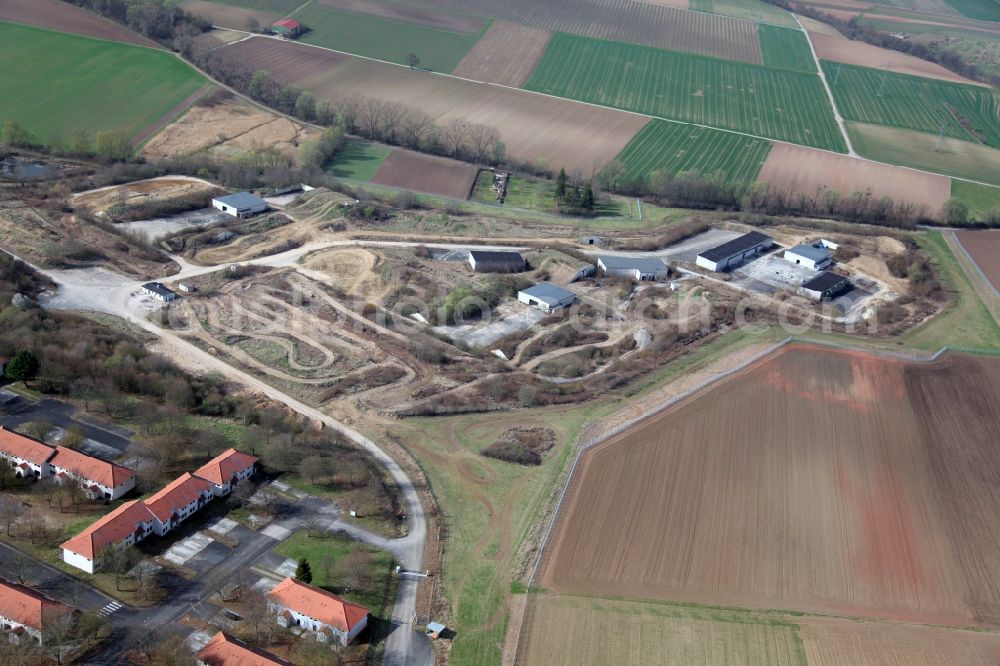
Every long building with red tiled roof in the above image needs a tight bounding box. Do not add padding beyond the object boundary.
[268,577,369,645]
[60,500,156,574]
[196,631,293,666]
[193,448,258,497]
[143,473,214,534]
[0,426,55,478]
[49,445,135,500]
[0,578,72,644]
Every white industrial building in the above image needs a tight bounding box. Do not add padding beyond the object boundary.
[784,243,833,270]
[597,256,669,281]
[212,192,268,218]
[696,231,774,272]
[518,283,576,312]
[141,282,177,302]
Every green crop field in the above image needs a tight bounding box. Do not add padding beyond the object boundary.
[295,4,485,72]
[759,24,816,72]
[953,179,1000,217]
[0,22,206,144]
[942,0,1000,21]
[325,138,392,180]
[525,33,846,151]
[616,120,772,184]
[823,61,1000,148]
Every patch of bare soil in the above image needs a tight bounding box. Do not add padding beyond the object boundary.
[72,176,218,215]
[371,151,479,199]
[142,98,317,163]
[0,0,159,47]
[451,21,553,87]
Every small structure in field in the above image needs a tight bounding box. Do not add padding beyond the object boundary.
[142,282,177,302]
[784,243,833,270]
[491,171,508,202]
[518,283,576,312]
[271,19,303,38]
[468,250,526,273]
[800,271,852,301]
[212,192,268,218]
[696,231,773,272]
[597,256,669,281]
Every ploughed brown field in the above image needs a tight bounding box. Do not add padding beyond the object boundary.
[180,1,278,31]
[218,37,650,173]
[371,150,479,199]
[758,143,951,219]
[451,21,551,87]
[317,0,486,33]
[955,230,1000,293]
[0,0,159,47]
[540,345,1000,627]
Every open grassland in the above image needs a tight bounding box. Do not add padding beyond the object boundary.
[525,34,846,151]
[540,345,1000,628]
[953,179,1000,216]
[519,595,807,666]
[371,150,479,198]
[0,22,206,144]
[758,24,816,72]
[180,1,279,30]
[387,0,764,62]
[316,0,486,33]
[941,0,1000,21]
[616,120,772,183]
[956,229,1000,293]
[219,37,650,174]
[294,4,483,72]
[451,21,551,86]
[857,19,1000,80]
[847,122,1000,187]
[823,61,1000,148]
[326,138,392,180]
[200,0,306,12]
[0,0,158,47]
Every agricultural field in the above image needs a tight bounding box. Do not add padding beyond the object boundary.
[941,0,1000,21]
[218,37,651,174]
[388,0,765,62]
[294,4,484,72]
[370,150,479,198]
[758,24,816,72]
[955,229,1000,292]
[856,18,1000,80]
[694,0,802,27]
[525,34,846,151]
[847,122,1000,187]
[192,0,306,12]
[451,21,552,86]
[953,179,1000,216]
[316,0,487,33]
[0,0,158,47]
[823,61,1000,148]
[539,345,1000,629]
[0,22,208,144]
[179,0,279,31]
[615,120,772,183]
[326,138,392,180]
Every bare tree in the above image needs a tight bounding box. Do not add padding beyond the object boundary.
[240,589,274,645]
[40,608,77,665]
[126,625,157,663]
[334,94,362,133]
[397,108,435,149]
[8,553,33,585]
[358,97,385,140]
[100,541,138,590]
[467,123,500,164]
[440,118,471,158]
[0,495,26,537]
[380,101,407,144]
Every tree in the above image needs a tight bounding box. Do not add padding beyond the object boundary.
[294,91,316,121]
[101,541,138,589]
[406,53,420,69]
[1,121,34,147]
[581,181,595,212]
[295,557,313,584]
[6,349,39,382]
[555,168,567,200]
[245,17,260,33]
[0,496,26,537]
[94,131,130,162]
[944,197,969,226]
[40,609,76,665]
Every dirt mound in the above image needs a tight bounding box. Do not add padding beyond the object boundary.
[481,426,556,466]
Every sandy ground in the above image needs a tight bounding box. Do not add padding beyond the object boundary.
[451,21,553,87]
[758,143,951,220]
[142,98,316,163]
[0,0,159,47]
[301,247,378,295]
[810,31,983,85]
[72,176,218,215]
[371,151,479,199]
[220,37,649,174]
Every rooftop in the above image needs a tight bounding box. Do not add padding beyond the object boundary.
[0,579,71,629]
[519,282,576,305]
[786,244,832,263]
[143,473,213,522]
[0,426,55,466]
[193,448,258,487]
[272,19,302,29]
[214,192,266,210]
[268,577,369,632]
[142,282,176,298]
[698,231,773,263]
[196,632,293,666]
[60,500,155,560]
[50,446,134,489]
[469,250,525,264]
[597,255,667,272]
[802,271,851,292]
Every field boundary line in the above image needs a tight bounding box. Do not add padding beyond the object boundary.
[509,335,949,664]
[793,14,856,156]
[944,230,1000,301]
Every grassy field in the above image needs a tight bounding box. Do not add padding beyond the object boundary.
[953,179,1000,217]
[824,61,1000,148]
[615,120,772,183]
[295,4,485,72]
[0,22,206,144]
[525,33,846,151]
[758,24,816,72]
[941,0,1000,21]
[326,138,392,180]
[201,0,305,12]
[470,171,627,216]
[847,122,1000,187]
[857,19,1000,80]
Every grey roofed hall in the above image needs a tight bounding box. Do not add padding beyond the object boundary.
[698,231,773,262]
[787,244,832,263]
[469,250,524,263]
[519,283,575,305]
[597,256,667,271]
[213,192,266,210]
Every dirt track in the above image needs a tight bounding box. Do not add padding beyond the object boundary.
[540,345,1000,628]
[0,0,159,48]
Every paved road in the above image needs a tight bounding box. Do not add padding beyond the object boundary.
[0,541,113,613]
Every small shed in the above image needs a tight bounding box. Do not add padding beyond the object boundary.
[271,19,303,38]
[468,250,526,273]
[426,621,447,639]
[518,283,576,312]
[212,192,268,218]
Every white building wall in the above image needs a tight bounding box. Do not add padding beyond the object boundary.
[62,549,95,574]
[695,256,720,272]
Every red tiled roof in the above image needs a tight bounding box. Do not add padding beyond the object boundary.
[268,578,369,632]
[60,500,154,560]
[50,446,135,489]
[143,473,213,523]
[272,19,301,29]
[0,579,70,629]
[0,427,54,466]
[193,448,258,486]
[196,632,293,666]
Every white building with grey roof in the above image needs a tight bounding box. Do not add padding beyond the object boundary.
[597,256,669,281]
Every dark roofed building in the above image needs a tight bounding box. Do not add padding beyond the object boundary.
[696,231,773,272]
[468,250,526,273]
[801,271,852,301]
[141,282,177,302]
